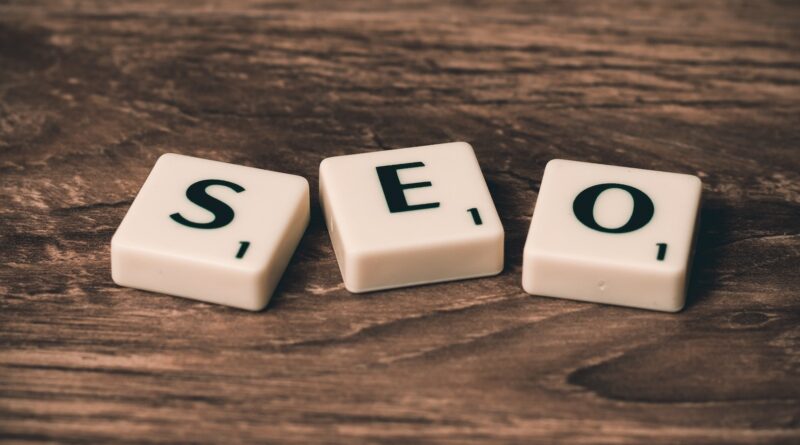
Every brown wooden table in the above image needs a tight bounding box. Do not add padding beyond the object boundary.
[1,1,799,443]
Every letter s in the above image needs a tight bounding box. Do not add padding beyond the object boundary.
[170,179,245,229]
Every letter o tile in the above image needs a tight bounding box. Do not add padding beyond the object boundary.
[522,159,702,312]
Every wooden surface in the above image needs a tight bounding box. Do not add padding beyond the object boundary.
[1,1,799,443]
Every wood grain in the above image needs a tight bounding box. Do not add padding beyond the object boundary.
[1,1,799,443]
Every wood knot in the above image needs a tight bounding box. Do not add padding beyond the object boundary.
[730,311,770,327]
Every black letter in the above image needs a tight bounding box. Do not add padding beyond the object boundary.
[170,179,245,229]
[572,183,654,233]
[376,162,440,213]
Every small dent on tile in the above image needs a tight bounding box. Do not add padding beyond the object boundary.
[598,281,606,292]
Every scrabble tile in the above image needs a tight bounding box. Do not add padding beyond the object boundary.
[522,159,702,312]
[320,142,504,292]
[111,154,309,311]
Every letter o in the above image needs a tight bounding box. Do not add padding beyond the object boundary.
[572,183,654,233]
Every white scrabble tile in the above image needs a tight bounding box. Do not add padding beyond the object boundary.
[111,153,309,311]
[320,142,504,292]
[522,159,702,312]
